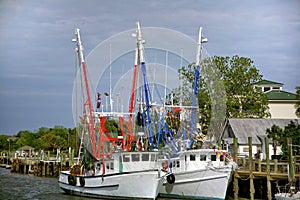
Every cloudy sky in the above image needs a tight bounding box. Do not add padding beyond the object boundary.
[0,0,299,135]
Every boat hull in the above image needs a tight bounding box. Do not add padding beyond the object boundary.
[159,167,233,200]
[275,192,300,200]
[58,169,163,199]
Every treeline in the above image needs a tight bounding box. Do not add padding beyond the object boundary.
[0,126,80,154]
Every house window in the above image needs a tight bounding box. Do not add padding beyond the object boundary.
[264,87,270,92]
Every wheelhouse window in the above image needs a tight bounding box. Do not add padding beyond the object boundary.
[151,154,156,161]
[211,154,217,161]
[132,154,140,162]
[142,153,149,161]
[190,154,196,161]
[200,155,206,161]
[123,154,130,162]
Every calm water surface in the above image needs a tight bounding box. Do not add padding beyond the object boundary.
[0,167,175,200]
[0,167,97,200]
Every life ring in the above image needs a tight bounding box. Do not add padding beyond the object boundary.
[68,174,77,186]
[167,173,175,184]
[79,176,85,187]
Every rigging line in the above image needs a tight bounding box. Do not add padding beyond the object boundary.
[74,50,79,126]
[164,50,168,104]
[84,60,97,111]
[153,83,165,105]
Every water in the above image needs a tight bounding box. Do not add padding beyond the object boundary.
[0,167,234,200]
[0,167,175,200]
[0,167,90,200]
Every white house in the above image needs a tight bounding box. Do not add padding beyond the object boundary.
[254,79,299,119]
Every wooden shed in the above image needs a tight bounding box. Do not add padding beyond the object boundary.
[221,118,300,159]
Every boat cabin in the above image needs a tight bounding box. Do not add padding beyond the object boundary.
[160,149,229,173]
[95,151,160,175]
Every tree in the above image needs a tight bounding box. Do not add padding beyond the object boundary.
[266,125,283,155]
[36,133,67,152]
[15,130,35,149]
[266,121,300,159]
[281,121,300,158]
[295,86,300,117]
[176,55,270,137]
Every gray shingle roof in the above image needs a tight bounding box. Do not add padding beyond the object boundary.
[224,118,300,145]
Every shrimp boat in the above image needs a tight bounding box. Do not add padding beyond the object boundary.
[58,28,164,199]
[152,27,236,199]
[158,147,235,200]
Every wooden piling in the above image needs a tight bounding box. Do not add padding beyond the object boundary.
[233,138,239,200]
[265,137,272,200]
[248,137,255,200]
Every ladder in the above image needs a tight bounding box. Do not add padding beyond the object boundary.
[77,131,84,164]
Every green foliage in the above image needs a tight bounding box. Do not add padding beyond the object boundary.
[266,125,283,155]
[0,135,11,151]
[295,86,300,117]
[212,55,269,118]
[176,55,270,136]
[104,119,121,137]
[36,133,66,152]
[0,126,79,153]
[267,121,300,159]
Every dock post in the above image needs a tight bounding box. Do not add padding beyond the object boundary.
[274,159,278,173]
[287,138,295,187]
[258,159,261,172]
[233,138,239,200]
[248,137,255,200]
[24,156,27,174]
[265,137,272,200]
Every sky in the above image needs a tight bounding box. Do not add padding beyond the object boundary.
[0,0,299,135]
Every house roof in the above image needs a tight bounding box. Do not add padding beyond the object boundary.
[224,118,300,145]
[17,145,34,151]
[255,79,283,86]
[265,90,297,100]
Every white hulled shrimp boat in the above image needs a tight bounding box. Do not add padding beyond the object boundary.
[155,27,236,199]
[58,28,164,200]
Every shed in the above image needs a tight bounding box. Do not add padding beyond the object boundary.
[16,145,34,157]
[221,118,300,159]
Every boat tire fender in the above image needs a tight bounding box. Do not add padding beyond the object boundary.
[68,174,77,186]
[79,176,85,187]
[167,173,175,184]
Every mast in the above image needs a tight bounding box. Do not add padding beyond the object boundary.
[189,27,207,148]
[136,21,154,150]
[73,28,97,157]
[129,47,139,115]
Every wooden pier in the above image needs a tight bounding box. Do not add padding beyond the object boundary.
[0,149,76,177]
[1,139,299,199]
[232,137,300,200]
